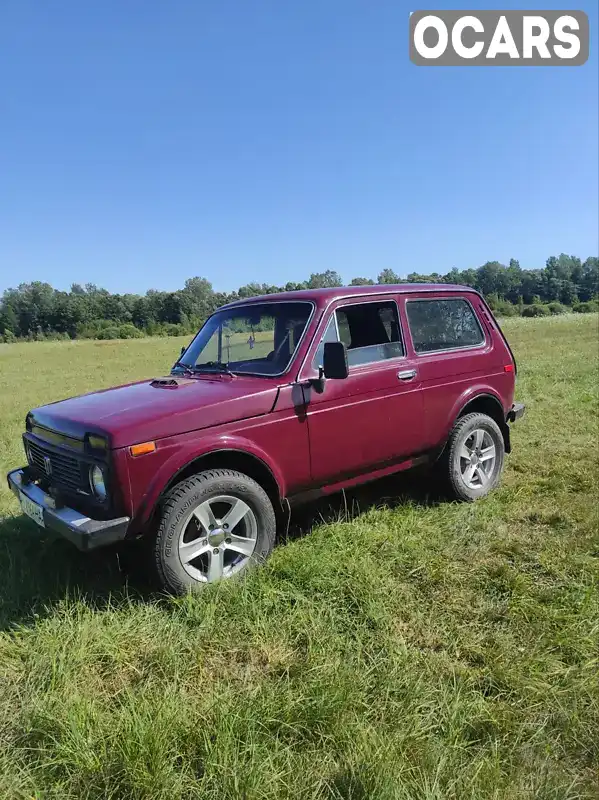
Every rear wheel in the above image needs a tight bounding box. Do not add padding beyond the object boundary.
[444,412,505,502]
[153,469,276,594]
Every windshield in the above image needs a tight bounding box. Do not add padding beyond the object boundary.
[175,302,313,376]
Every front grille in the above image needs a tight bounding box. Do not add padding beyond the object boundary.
[27,439,86,493]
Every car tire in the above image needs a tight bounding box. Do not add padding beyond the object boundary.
[443,412,505,502]
[153,469,276,594]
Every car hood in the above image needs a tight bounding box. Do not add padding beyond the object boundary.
[28,374,279,449]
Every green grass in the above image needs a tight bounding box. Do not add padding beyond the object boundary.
[199,328,274,363]
[0,315,598,799]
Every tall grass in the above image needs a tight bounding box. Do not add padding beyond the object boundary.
[0,314,597,799]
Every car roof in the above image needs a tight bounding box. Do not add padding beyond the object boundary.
[222,283,479,308]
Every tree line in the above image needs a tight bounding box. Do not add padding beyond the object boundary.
[1,253,597,342]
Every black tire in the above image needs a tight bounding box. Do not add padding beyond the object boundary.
[153,469,276,594]
[443,412,505,502]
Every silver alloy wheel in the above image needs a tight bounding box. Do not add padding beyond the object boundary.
[178,494,258,583]
[459,428,497,490]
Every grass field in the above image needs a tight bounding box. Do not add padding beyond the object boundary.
[198,328,274,364]
[0,315,598,799]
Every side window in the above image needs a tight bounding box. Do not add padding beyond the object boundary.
[406,298,484,353]
[312,301,404,369]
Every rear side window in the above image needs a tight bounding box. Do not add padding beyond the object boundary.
[406,298,484,353]
[313,301,404,368]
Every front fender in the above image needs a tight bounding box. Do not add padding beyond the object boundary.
[127,433,286,531]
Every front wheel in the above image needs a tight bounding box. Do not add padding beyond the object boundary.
[153,469,276,594]
[443,412,505,502]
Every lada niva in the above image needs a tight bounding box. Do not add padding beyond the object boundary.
[8,284,525,593]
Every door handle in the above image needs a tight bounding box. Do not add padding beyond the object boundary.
[397,369,417,381]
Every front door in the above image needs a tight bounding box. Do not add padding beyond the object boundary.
[299,296,425,486]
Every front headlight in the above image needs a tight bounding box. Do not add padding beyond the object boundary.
[90,465,107,500]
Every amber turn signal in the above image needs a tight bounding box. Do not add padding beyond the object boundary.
[130,441,156,457]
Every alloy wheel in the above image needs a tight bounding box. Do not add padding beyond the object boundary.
[459,428,497,490]
[178,494,258,583]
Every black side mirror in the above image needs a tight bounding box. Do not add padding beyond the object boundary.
[180,346,186,355]
[323,341,349,380]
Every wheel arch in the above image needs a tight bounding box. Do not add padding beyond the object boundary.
[166,448,280,501]
[154,449,283,521]
[455,393,511,453]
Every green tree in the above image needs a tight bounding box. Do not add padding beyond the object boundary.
[505,259,523,302]
[476,262,509,298]
[559,281,577,306]
[307,271,342,289]
[0,301,18,336]
[580,257,599,300]
[1,251,598,343]
[237,282,265,299]
[377,268,400,284]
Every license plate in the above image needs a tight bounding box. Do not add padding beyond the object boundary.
[19,491,45,528]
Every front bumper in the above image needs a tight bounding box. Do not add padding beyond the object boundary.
[7,468,130,551]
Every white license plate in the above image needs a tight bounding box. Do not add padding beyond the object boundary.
[19,491,45,528]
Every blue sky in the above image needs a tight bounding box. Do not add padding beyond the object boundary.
[0,0,597,295]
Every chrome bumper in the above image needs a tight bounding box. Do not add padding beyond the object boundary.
[7,468,130,551]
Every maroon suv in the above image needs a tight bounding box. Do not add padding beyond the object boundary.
[8,284,524,593]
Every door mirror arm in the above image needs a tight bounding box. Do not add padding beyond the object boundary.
[295,368,326,395]
[296,342,348,395]
[310,367,326,394]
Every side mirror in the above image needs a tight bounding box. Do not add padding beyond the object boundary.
[180,346,186,356]
[323,341,348,380]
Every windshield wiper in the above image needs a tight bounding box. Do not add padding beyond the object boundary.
[172,360,194,374]
[193,361,235,376]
